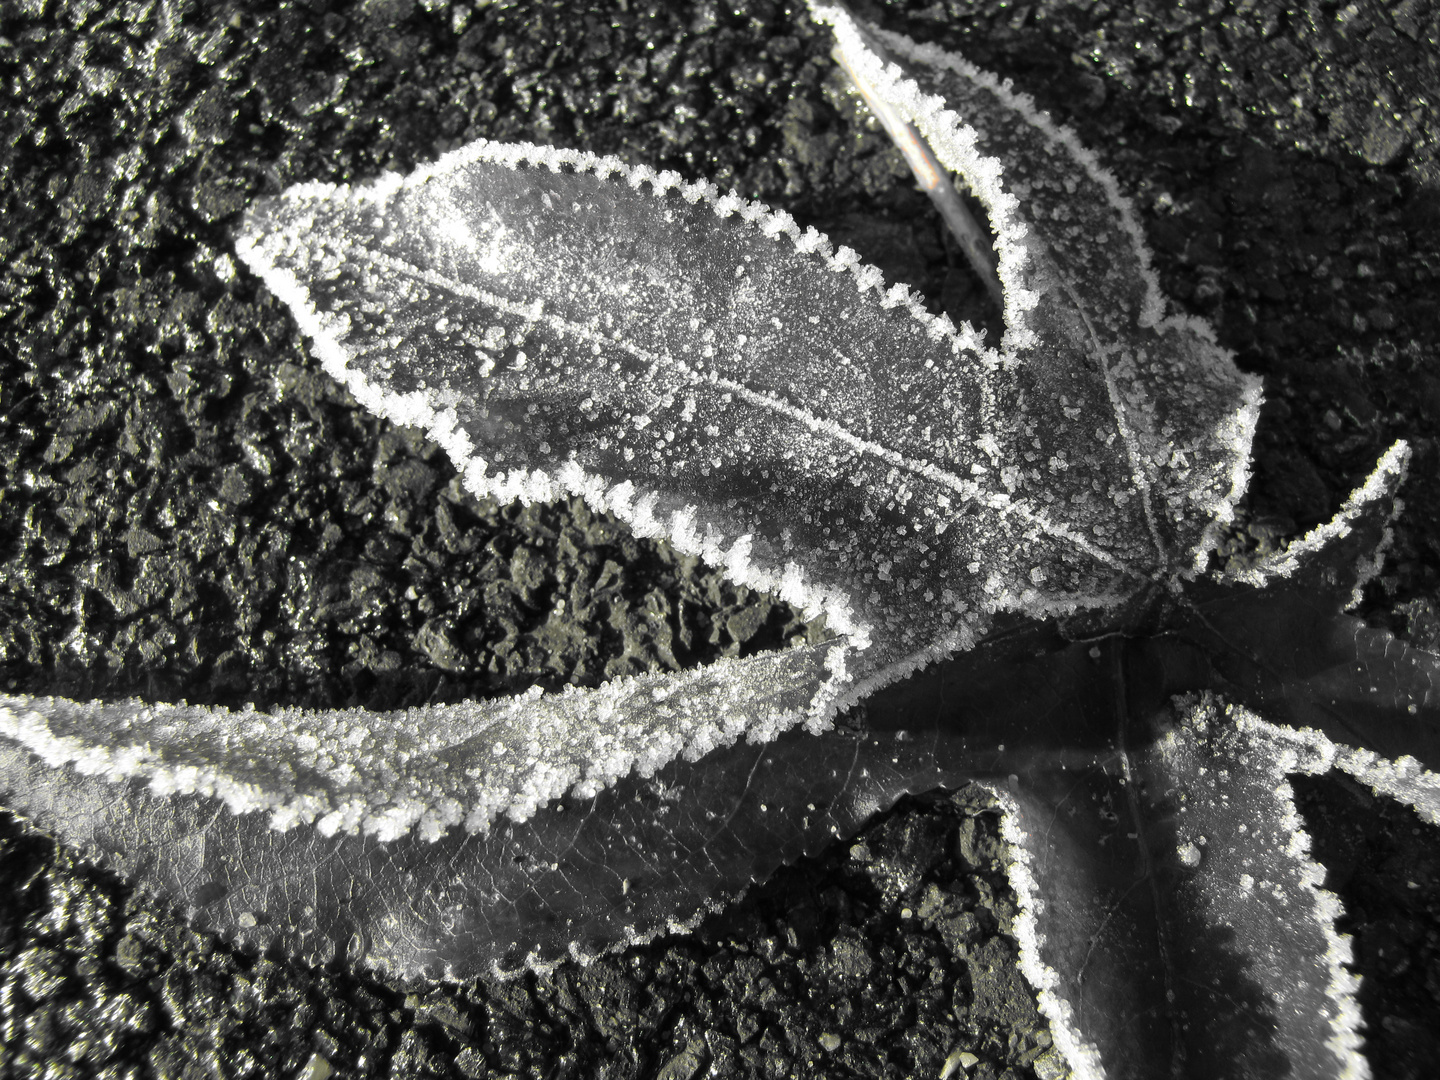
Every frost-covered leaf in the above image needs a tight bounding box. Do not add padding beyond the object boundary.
[1138,697,1369,1079]
[1,5,1436,1078]
[1177,443,1440,778]
[0,621,1116,979]
[0,642,844,844]
[813,2,1262,580]
[996,449,1436,1080]
[234,9,1259,710]
[210,1,1263,849]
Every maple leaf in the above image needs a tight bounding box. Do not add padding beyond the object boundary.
[0,3,1436,1079]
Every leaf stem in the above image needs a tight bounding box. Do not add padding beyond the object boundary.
[828,22,1006,313]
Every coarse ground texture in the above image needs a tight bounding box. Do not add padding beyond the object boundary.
[1,0,1438,1078]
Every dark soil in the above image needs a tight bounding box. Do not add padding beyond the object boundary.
[1,0,1437,1077]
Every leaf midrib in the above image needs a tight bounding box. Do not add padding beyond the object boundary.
[342,241,1141,582]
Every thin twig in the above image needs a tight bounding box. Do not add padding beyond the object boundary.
[829,22,1006,313]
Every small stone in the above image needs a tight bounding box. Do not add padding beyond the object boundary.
[939,1048,980,1078]
[655,1037,706,1080]
[454,1048,488,1079]
[15,947,68,1002]
[1033,1046,1069,1080]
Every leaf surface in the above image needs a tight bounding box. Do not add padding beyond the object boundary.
[1133,697,1366,1079]
[816,3,1263,584]
[0,642,845,845]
